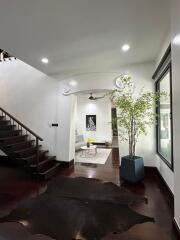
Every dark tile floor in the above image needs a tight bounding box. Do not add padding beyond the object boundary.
[0,148,178,240]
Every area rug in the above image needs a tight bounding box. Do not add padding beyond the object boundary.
[0,222,54,240]
[75,148,112,164]
[1,176,154,240]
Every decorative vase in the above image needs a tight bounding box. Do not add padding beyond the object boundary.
[87,142,90,148]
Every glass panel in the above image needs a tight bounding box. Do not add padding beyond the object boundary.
[158,71,172,165]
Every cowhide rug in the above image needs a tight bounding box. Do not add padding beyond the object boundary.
[0,222,54,240]
[0,176,154,240]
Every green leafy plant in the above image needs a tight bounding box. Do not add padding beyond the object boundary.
[111,117,118,136]
[110,75,167,158]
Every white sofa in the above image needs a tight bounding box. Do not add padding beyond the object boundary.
[75,134,86,151]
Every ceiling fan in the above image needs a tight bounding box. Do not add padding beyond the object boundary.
[88,92,105,100]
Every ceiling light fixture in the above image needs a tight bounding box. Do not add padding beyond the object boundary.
[69,80,77,86]
[122,44,130,52]
[41,57,49,64]
[173,34,180,45]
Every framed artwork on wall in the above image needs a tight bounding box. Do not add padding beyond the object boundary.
[86,115,96,131]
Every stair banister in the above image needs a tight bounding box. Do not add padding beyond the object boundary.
[0,107,43,172]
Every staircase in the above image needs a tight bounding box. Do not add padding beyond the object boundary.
[0,107,60,180]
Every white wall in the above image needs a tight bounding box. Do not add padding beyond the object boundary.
[56,94,77,162]
[171,0,180,228]
[0,59,58,156]
[156,31,171,67]
[76,96,112,143]
[57,62,156,166]
[154,33,174,193]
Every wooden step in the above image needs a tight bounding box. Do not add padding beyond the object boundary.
[0,125,16,130]
[15,145,42,157]
[29,156,56,171]
[0,108,59,180]
[21,150,49,165]
[0,135,28,144]
[37,162,60,180]
[0,110,59,180]
[0,129,22,138]
[0,120,11,125]
[6,140,35,151]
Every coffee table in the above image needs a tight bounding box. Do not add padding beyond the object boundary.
[80,145,97,157]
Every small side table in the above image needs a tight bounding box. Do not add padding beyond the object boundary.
[80,145,97,157]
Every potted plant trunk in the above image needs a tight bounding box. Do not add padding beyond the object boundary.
[110,75,166,183]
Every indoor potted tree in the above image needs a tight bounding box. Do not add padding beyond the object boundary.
[110,75,166,183]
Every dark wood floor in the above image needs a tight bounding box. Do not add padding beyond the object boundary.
[0,148,179,240]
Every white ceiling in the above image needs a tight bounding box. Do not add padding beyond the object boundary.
[0,0,170,79]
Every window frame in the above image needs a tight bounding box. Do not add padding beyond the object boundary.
[155,62,174,171]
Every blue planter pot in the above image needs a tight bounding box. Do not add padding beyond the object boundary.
[120,155,144,183]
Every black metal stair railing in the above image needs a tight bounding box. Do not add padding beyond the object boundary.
[0,107,43,172]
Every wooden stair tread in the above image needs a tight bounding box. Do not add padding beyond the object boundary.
[0,124,16,129]
[7,140,35,148]
[0,120,11,125]
[22,150,49,161]
[29,156,56,168]
[15,145,42,154]
[40,162,60,174]
[0,134,28,141]
[37,162,60,179]
[0,129,21,133]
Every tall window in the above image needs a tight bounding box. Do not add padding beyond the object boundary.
[156,64,173,170]
[153,45,173,170]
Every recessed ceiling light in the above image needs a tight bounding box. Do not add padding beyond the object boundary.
[69,80,77,86]
[121,44,130,52]
[173,34,180,45]
[41,57,49,64]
